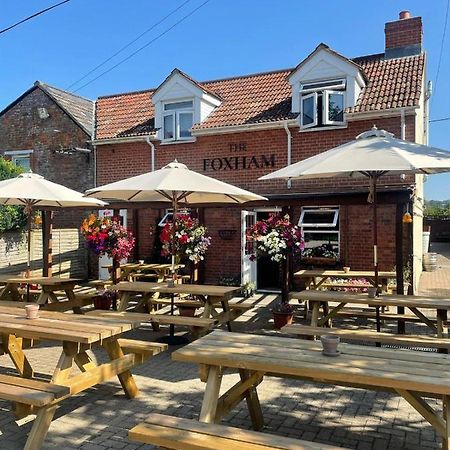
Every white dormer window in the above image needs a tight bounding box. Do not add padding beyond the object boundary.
[300,79,345,129]
[163,100,194,141]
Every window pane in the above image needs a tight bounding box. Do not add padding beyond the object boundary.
[302,96,315,125]
[163,114,174,139]
[328,93,344,122]
[179,112,193,138]
[301,210,338,226]
[164,101,193,111]
[13,156,30,171]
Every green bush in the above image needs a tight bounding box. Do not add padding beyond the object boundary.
[0,157,26,232]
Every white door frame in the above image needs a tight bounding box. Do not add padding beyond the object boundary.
[98,209,128,280]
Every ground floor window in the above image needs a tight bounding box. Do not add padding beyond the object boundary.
[299,206,340,259]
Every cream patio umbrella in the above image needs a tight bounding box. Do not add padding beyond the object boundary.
[260,126,450,330]
[86,160,266,344]
[0,172,106,278]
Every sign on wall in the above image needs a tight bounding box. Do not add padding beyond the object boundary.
[203,142,276,172]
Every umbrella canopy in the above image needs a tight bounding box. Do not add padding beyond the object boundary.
[0,172,106,208]
[260,127,450,181]
[259,127,450,333]
[86,160,267,204]
[0,172,106,277]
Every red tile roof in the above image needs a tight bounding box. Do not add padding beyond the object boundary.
[95,53,424,140]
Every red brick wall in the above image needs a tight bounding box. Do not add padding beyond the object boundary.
[96,114,414,283]
[385,16,422,50]
[0,87,95,228]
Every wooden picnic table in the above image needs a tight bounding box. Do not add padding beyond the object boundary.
[172,330,450,449]
[294,269,396,291]
[103,263,184,282]
[0,304,166,449]
[111,281,241,332]
[0,277,83,312]
[293,290,450,336]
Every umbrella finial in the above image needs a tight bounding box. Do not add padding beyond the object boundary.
[356,127,395,140]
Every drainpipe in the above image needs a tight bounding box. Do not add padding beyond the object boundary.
[283,121,292,189]
[145,136,155,171]
[400,108,406,139]
[93,143,97,187]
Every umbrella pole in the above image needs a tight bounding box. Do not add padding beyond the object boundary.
[26,207,32,302]
[372,176,381,335]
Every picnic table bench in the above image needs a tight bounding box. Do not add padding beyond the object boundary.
[0,305,167,449]
[291,290,450,336]
[282,324,450,351]
[129,412,348,449]
[111,282,242,336]
[172,330,450,449]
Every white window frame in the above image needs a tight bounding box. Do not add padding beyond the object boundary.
[4,150,33,171]
[300,206,340,255]
[323,90,345,126]
[300,92,317,129]
[162,100,194,142]
[299,208,339,228]
[301,79,346,93]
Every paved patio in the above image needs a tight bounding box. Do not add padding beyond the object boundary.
[1,248,450,450]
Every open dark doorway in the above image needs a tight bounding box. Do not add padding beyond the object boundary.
[256,211,281,291]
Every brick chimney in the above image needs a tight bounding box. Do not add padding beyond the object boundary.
[385,11,423,59]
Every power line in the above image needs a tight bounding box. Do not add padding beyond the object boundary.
[0,0,71,35]
[67,0,193,90]
[433,0,450,101]
[430,116,450,123]
[73,0,211,93]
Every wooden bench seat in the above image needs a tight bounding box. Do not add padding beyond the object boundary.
[151,298,253,311]
[282,324,450,350]
[117,338,167,364]
[129,413,348,450]
[0,374,69,407]
[87,310,217,329]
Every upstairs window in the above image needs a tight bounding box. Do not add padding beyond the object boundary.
[4,150,33,172]
[163,100,194,141]
[300,79,346,129]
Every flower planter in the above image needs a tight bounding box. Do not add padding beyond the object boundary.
[93,295,112,310]
[273,311,294,330]
[178,306,197,317]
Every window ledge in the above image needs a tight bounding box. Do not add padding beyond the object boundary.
[160,138,197,145]
[299,124,348,133]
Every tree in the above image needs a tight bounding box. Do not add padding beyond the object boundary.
[0,157,26,232]
[424,200,450,219]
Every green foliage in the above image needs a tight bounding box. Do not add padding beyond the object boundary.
[424,200,450,219]
[0,157,26,232]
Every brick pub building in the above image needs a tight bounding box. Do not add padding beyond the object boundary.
[93,11,427,292]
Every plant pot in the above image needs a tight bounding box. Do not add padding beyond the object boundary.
[273,311,294,330]
[178,306,197,317]
[367,287,377,298]
[25,304,39,319]
[320,334,340,355]
[93,295,112,310]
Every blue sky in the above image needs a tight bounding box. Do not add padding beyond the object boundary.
[1,0,449,199]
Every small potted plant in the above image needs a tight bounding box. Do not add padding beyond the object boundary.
[94,289,116,310]
[272,300,294,329]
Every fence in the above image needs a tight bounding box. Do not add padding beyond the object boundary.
[0,228,88,279]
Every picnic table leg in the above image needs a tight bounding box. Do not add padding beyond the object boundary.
[444,395,450,450]
[118,292,132,312]
[104,339,139,399]
[65,288,82,314]
[3,334,35,418]
[310,301,320,327]
[24,342,78,450]
[199,365,222,423]
[220,298,232,332]
[240,369,264,430]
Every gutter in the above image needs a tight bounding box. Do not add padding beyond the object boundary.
[91,135,157,145]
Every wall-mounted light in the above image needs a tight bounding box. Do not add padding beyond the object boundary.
[403,203,413,224]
